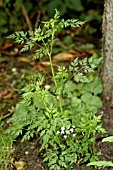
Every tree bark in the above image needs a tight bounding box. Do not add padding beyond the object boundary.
[101,0,113,105]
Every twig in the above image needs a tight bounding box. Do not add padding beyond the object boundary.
[21,3,33,31]
[0,0,2,6]
[35,10,41,28]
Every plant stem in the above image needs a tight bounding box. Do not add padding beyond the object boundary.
[58,94,63,113]
[49,32,63,113]
[49,32,57,87]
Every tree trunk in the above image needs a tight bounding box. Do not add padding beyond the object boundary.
[101,0,113,105]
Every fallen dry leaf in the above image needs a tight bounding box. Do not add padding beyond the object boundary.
[3,93,12,99]
[41,61,57,66]
[0,88,17,99]
[13,161,26,170]
[32,64,46,72]
[0,49,20,56]
[86,49,95,54]
[17,56,30,63]
[53,52,74,61]
[69,49,87,57]
[0,39,14,50]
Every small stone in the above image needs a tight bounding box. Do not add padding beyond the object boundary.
[12,67,17,72]
[25,151,29,155]
[44,85,51,90]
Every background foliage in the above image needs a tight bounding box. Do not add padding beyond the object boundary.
[0,0,104,44]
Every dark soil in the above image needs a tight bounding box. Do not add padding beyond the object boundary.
[96,104,113,169]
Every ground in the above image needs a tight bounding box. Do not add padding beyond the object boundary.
[97,105,113,169]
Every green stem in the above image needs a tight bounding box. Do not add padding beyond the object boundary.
[58,94,63,113]
[49,32,57,87]
[48,32,63,113]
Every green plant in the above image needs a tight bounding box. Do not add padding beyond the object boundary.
[80,76,102,109]
[0,0,40,43]
[6,10,105,169]
[102,136,113,142]
[87,161,113,168]
[45,0,84,17]
[0,115,13,170]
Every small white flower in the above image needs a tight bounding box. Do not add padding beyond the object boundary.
[64,135,67,139]
[66,130,70,134]
[73,133,76,137]
[44,85,51,90]
[61,126,65,131]
[67,125,70,129]
[72,125,75,128]
[57,131,60,134]
[61,130,65,134]
[70,128,74,133]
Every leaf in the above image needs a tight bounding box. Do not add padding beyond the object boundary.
[81,93,102,109]
[65,0,84,11]
[12,102,28,122]
[46,0,66,17]
[13,161,27,170]
[102,136,113,142]
[71,96,81,107]
[81,77,102,95]
[53,52,74,61]
[33,95,44,109]
[87,161,113,167]
[17,56,30,63]
[40,130,46,137]
[14,0,23,11]
[63,81,76,94]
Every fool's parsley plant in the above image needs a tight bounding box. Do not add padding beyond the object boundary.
[6,10,105,170]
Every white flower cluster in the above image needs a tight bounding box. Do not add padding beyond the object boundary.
[57,125,76,139]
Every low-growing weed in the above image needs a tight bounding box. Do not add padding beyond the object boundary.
[6,10,105,169]
[0,116,13,170]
